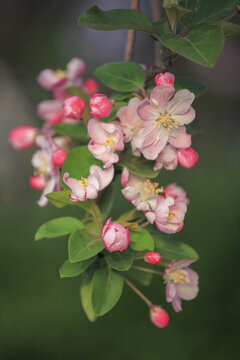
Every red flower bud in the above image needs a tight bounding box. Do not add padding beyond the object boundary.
[145,252,161,265]
[150,305,170,328]
[63,95,85,119]
[52,148,68,167]
[29,176,47,190]
[177,147,199,169]
[9,125,38,150]
[84,78,99,95]
[89,94,112,118]
[155,72,175,88]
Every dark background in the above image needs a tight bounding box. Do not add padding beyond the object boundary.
[1,1,240,359]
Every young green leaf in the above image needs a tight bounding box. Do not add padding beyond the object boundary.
[175,77,208,97]
[80,275,97,322]
[35,217,84,241]
[95,62,146,92]
[59,256,97,278]
[91,266,123,316]
[153,234,199,261]
[105,249,134,271]
[97,185,115,221]
[221,21,240,39]
[51,123,89,141]
[79,6,154,33]
[158,24,224,67]
[68,230,104,263]
[46,190,94,214]
[130,229,155,251]
[119,158,159,179]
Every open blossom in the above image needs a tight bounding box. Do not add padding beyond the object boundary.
[121,168,162,212]
[88,118,124,168]
[37,100,64,125]
[9,125,38,150]
[101,218,130,252]
[150,305,170,328]
[177,147,199,169]
[89,94,112,118]
[164,259,199,312]
[155,72,175,88]
[164,183,189,205]
[133,86,194,160]
[63,95,86,119]
[63,165,114,202]
[117,97,143,156]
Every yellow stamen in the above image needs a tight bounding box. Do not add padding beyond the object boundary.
[168,211,174,220]
[156,111,178,135]
[104,138,115,147]
[137,179,163,197]
[55,69,66,78]
[132,121,142,136]
[78,177,88,188]
[170,271,186,284]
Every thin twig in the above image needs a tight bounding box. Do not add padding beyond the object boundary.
[180,0,188,36]
[151,0,162,67]
[139,220,150,228]
[124,0,139,61]
[132,266,163,276]
[124,277,152,306]
[125,208,137,223]
[223,7,239,22]
[184,0,200,36]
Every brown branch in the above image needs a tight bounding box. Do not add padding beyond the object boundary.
[151,0,162,67]
[124,0,139,61]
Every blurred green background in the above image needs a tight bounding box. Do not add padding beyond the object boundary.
[1,1,240,359]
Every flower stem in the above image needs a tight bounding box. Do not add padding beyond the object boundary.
[132,266,163,276]
[125,208,137,222]
[124,277,152,306]
[124,0,139,61]
[90,200,102,235]
[139,221,149,228]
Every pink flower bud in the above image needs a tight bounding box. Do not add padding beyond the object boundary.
[145,252,161,265]
[89,94,113,118]
[52,148,68,167]
[150,305,170,329]
[155,72,175,88]
[177,147,199,169]
[9,125,38,150]
[102,218,130,252]
[84,78,99,95]
[29,176,47,190]
[63,95,86,119]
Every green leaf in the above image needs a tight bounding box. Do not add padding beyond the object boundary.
[59,257,97,278]
[163,1,193,32]
[46,190,94,214]
[105,249,134,271]
[130,229,154,251]
[79,6,154,33]
[95,62,146,92]
[153,234,199,261]
[128,269,153,286]
[62,145,102,190]
[119,158,159,178]
[91,266,123,316]
[68,230,104,263]
[110,92,133,102]
[175,76,208,97]
[97,185,115,221]
[158,24,224,67]
[221,21,240,39]
[51,123,89,141]
[35,217,84,241]
[80,275,97,322]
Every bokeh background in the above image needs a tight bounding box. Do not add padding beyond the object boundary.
[1,1,240,359]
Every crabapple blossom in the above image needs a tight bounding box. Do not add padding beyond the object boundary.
[117,97,143,156]
[88,118,124,168]
[145,252,161,265]
[63,165,114,202]
[150,305,170,328]
[63,95,86,119]
[89,94,113,118]
[29,176,47,190]
[37,99,64,125]
[164,259,199,312]
[177,147,199,169]
[101,218,130,252]
[155,72,175,88]
[52,148,68,167]
[133,86,194,160]
[9,125,38,150]
[154,144,178,171]
[84,78,99,95]
[164,183,189,205]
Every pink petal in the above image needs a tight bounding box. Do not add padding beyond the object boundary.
[176,283,199,300]
[171,295,182,312]
[168,126,191,149]
[88,118,108,143]
[167,89,195,115]
[173,106,195,125]
[150,86,175,113]
[137,100,159,122]
[67,58,85,79]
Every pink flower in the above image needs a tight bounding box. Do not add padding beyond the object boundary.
[89,94,113,118]
[84,78,99,95]
[63,95,86,119]
[145,252,161,265]
[164,183,189,205]
[155,72,175,88]
[150,305,170,328]
[88,118,124,168]
[152,196,187,234]
[9,125,39,150]
[177,147,199,169]
[117,97,143,156]
[133,87,194,160]
[101,218,130,252]
[154,144,178,171]
[52,148,68,167]
[63,165,114,202]
[37,100,64,125]
[164,259,199,312]
[29,176,47,190]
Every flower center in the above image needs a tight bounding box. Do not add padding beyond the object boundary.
[156,111,180,133]
[55,69,67,78]
[137,179,163,197]
[170,271,186,284]
[78,177,88,188]
[132,121,142,136]
[168,210,174,220]
[104,138,115,147]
